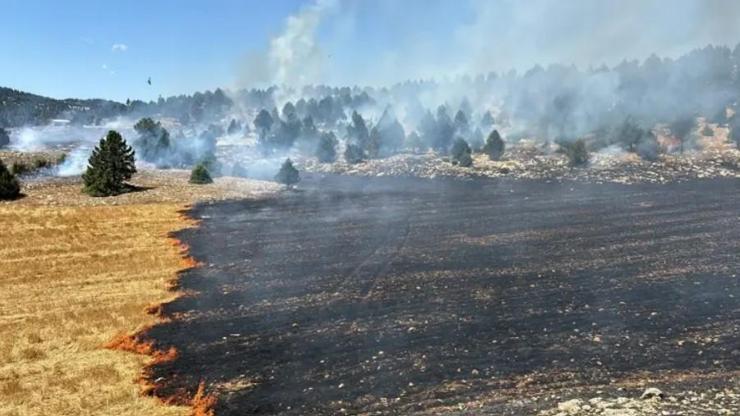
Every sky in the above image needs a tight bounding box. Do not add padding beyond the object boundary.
[3,0,740,102]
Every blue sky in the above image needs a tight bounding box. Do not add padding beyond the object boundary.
[3,0,740,102]
[0,0,305,101]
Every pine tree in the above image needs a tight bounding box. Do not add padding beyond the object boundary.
[82,130,136,196]
[133,118,170,163]
[316,132,337,163]
[0,127,10,148]
[275,158,300,187]
[450,138,473,167]
[0,159,21,200]
[189,163,213,184]
[482,129,505,160]
[344,143,365,164]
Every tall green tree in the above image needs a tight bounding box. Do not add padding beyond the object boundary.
[82,130,136,196]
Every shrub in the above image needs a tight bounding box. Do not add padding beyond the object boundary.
[189,163,213,184]
[450,138,473,167]
[10,162,31,176]
[559,139,589,167]
[82,130,137,196]
[0,159,21,200]
[482,129,505,160]
[275,158,300,187]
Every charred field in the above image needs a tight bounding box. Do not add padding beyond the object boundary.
[143,175,739,415]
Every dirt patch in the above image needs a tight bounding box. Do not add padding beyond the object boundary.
[4,168,280,206]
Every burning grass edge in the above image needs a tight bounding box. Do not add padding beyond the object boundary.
[103,205,217,416]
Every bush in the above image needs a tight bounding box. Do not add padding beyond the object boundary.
[450,138,473,167]
[316,132,338,163]
[189,163,213,184]
[559,139,589,167]
[482,129,505,160]
[83,130,137,196]
[275,158,300,187]
[0,159,21,200]
[10,162,31,176]
[344,143,364,164]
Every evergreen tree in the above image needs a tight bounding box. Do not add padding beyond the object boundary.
[450,138,473,167]
[0,159,20,200]
[482,129,505,160]
[82,130,136,196]
[301,116,318,140]
[189,162,213,184]
[0,127,9,148]
[275,158,300,187]
[227,119,241,135]
[254,109,274,139]
[434,106,455,152]
[347,111,369,148]
[133,118,170,163]
[316,131,338,163]
[480,111,495,129]
[344,143,365,164]
[367,127,382,159]
[454,110,469,135]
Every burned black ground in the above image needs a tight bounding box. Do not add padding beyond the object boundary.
[145,175,739,415]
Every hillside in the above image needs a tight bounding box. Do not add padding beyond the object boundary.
[0,87,126,128]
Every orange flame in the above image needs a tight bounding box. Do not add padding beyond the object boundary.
[191,381,218,416]
[105,210,217,414]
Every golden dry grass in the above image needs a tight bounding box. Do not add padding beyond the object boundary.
[0,170,277,415]
[0,203,194,416]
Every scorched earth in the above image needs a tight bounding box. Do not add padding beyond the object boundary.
[142,175,739,415]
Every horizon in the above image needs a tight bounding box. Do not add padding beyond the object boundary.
[4,0,740,102]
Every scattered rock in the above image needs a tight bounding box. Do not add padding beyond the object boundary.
[641,388,665,400]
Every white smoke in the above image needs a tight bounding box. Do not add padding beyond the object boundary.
[56,146,92,177]
[238,0,338,88]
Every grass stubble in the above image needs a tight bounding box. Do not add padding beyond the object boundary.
[0,171,277,416]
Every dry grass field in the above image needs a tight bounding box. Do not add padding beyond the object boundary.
[0,170,278,416]
[0,203,193,416]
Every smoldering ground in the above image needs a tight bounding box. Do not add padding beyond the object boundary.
[139,174,739,415]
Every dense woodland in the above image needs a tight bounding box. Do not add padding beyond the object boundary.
[3,44,740,165]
